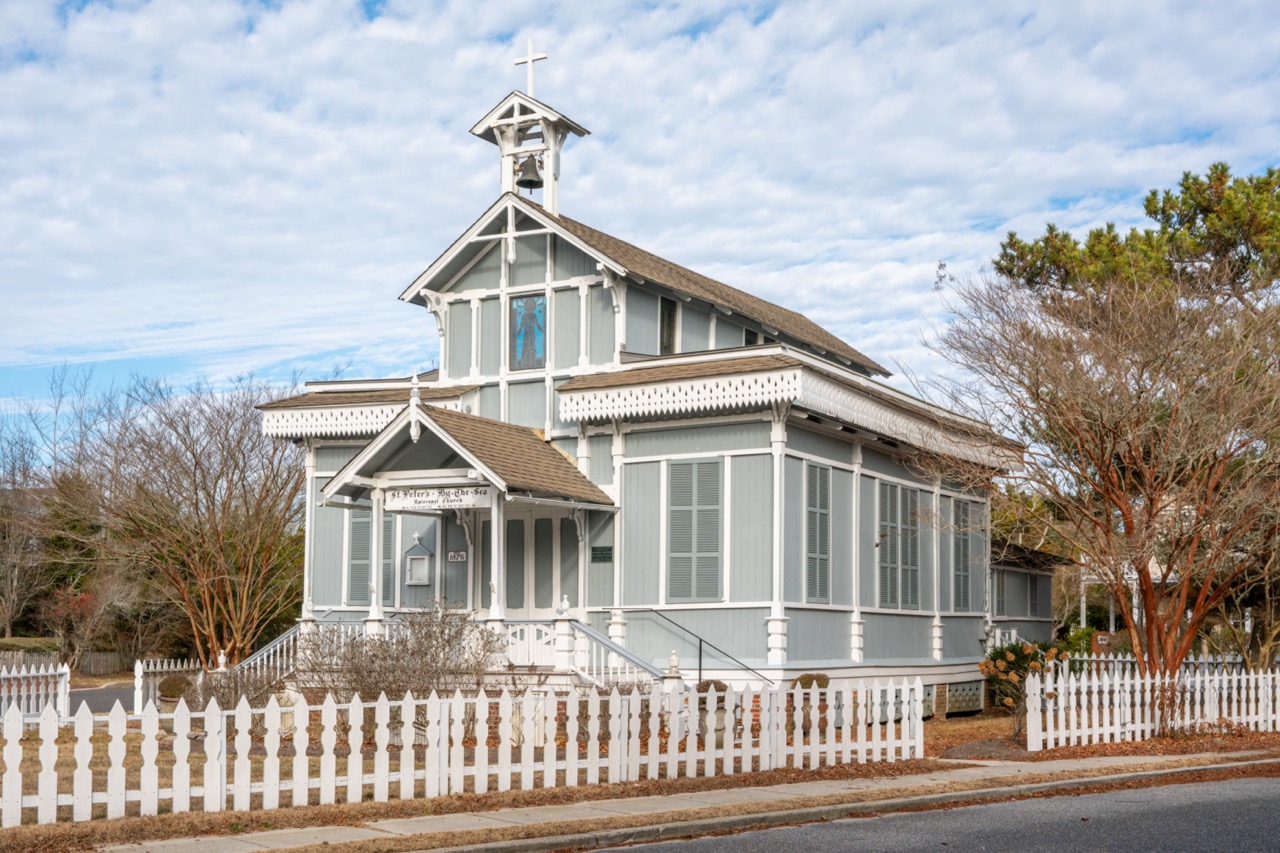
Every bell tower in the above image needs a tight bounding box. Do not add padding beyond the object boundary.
[469,40,589,215]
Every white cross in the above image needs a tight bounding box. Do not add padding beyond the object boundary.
[514,38,547,97]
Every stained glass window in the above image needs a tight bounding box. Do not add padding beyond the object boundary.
[509,295,546,371]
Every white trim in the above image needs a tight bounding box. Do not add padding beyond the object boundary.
[658,459,668,606]
[621,448,771,466]
[785,448,856,472]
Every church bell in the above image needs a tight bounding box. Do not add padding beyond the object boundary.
[515,156,544,190]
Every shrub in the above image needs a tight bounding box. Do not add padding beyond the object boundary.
[979,641,1067,739]
[157,674,190,700]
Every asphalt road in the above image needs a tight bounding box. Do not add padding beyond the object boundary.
[68,683,133,713]
[606,777,1280,852]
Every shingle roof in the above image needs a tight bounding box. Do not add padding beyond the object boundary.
[992,539,1071,573]
[259,385,474,410]
[421,406,612,506]
[530,202,889,377]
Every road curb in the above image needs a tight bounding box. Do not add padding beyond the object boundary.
[411,757,1280,852]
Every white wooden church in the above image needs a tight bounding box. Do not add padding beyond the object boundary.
[260,54,1052,712]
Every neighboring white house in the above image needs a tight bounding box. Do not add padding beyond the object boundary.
[259,79,1042,712]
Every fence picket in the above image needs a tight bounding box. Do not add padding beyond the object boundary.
[234,698,253,811]
[585,690,600,786]
[292,698,310,808]
[36,704,58,824]
[202,697,225,814]
[1,705,20,827]
[398,691,415,801]
[139,702,160,817]
[106,702,128,818]
[497,690,513,792]
[373,694,390,802]
[319,696,337,805]
[263,697,281,811]
[565,691,579,787]
[73,702,93,821]
[347,694,364,804]
[449,691,465,795]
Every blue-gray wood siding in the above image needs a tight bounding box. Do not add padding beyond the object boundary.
[310,477,344,607]
[788,428,854,465]
[863,613,934,660]
[621,462,660,605]
[586,513,614,606]
[511,236,547,287]
[860,447,930,485]
[786,609,850,663]
[831,468,854,606]
[783,456,803,602]
[446,302,472,380]
[588,284,615,365]
[553,236,596,280]
[508,380,546,429]
[858,475,877,607]
[681,306,710,352]
[397,515,437,608]
[560,517,579,607]
[477,385,500,420]
[553,288,579,370]
[316,446,361,472]
[714,319,744,349]
[626,288,660,355]
[441,516,468,605]
[551,378,572,431]
[729,454,771,602]
[551,437,576,461]
[624,421,770,457]
[450,244,501,293]
[942,615,985,659]
[589,434,614,485]
[620,608,769,669]
[479,298,500,375]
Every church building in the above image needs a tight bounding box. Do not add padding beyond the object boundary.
[260,58,1049,712]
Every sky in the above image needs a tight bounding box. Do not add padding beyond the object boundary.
[3,0,1280,411]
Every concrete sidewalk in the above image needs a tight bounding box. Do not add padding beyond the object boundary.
[101,751,1279,853]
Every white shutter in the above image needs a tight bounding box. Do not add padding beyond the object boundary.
[348,507,371,606]
[381,513,396,607]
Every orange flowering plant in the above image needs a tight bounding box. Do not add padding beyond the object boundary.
[979,641,1069,739]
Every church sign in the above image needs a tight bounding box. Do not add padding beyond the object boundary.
[385,486,492,512]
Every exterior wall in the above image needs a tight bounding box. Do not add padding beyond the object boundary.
[445,301,472,379]
[714,318,744,348]
[785,609,851,664]
[942,616,986,659]
[559,517,580,608]
[620,462,660,606]
[552,289,579,370]
[507,380,546,428]
[729,455,771,602]
[681,305,711,351]
[624,421,770,457]
[862,613,935,661]
[586,513,614,607]
[588,434,614,486]
[616,608,770,669]
[625,287,660,355]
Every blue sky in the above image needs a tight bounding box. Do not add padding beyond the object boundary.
[3,0,1280,410]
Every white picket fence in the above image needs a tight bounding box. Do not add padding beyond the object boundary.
[0,664,70,718]
[134,657,206,714]
[0,678,924,827]
[1026,666,1280,751]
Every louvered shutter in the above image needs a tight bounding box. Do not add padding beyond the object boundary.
[902,488,919,609]
[381,513,396,607]
[348,506,371,605]
[878,481,899,607]
[806,464,830,603]
[694,460,722,600]
[668,462,695,600]
[668,460,721,602]
[953,501,970,611]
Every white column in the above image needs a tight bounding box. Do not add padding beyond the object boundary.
[612,426,624,604]
[300,445,316,627]
[489,490,506,623]
[366,488,385,636]
[767,412,788,667]
[931,478,944,661]
[849,441,863,663]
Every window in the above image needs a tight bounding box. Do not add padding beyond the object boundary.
[744,329,758,346]
[877,481,919,609]
[667,460,722,602]
[659,297,678,355]
[994,569,1006,616]
[953,501,971,611]
[806,464,831,603]
[509,295,546,370]
[1029,574,1039,616]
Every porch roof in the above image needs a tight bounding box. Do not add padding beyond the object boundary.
[323,402,613,507]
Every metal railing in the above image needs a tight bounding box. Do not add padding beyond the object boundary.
[633,609,774,686]
[569,620,664,686]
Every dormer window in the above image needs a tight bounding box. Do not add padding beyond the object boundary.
[659,297,678,356]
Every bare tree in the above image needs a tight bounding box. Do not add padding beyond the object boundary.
[0,420,58,637]
[927,273,1280,675]
[89,377,305,666]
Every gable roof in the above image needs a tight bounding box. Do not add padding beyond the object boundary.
[469,91,590,145]
[532,201,890,377]
[400,194,889,378]
[421,406,611,505]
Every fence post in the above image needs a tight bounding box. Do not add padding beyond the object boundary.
[57,664,71,718]
[554,602,575,674]
[1025,672,1043,751]
[133,659,144,715]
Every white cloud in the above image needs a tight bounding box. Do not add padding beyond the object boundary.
[2,0,1279,403]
